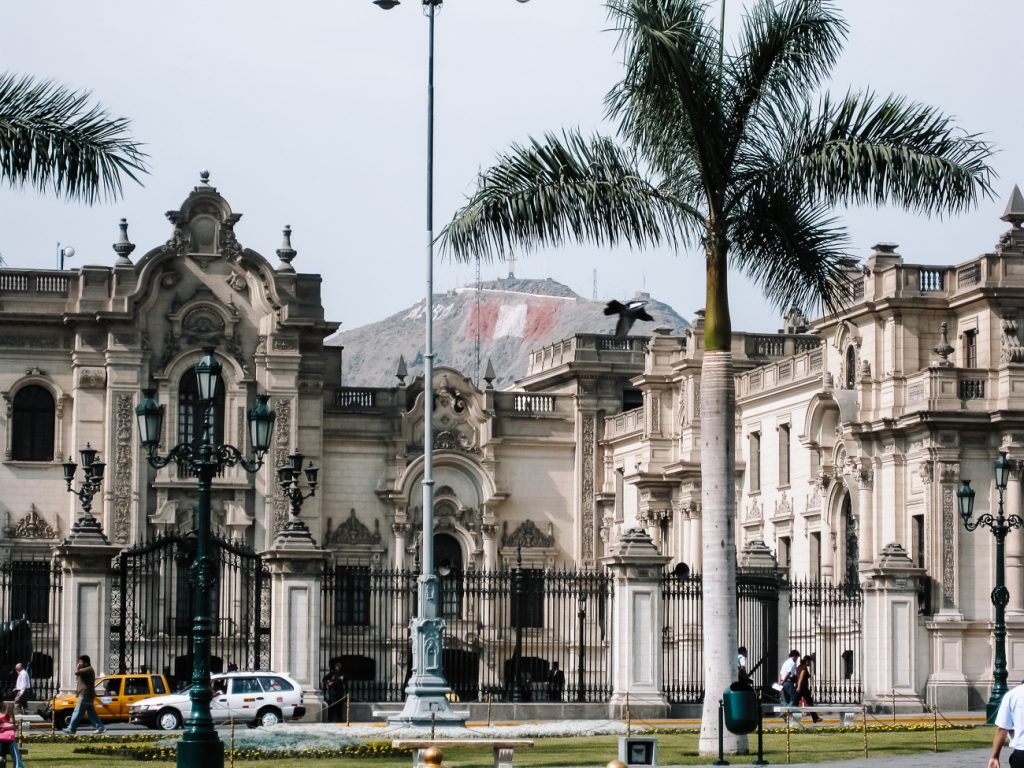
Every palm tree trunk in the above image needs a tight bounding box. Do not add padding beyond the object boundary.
[698,236,745,755]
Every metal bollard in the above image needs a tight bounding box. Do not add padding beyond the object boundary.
[712,699,730,766]
[753,689,768,766]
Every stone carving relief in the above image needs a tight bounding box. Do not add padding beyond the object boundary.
[271,398,292,534]
[325,509,382,548]
[77,368,106,389]
[746,498,762,521]
[942,487,956,608]
[1002,318,1024,363]
[774,492,793,519]
[857,468,874,489]
[112,393,133,544]
[297,375,324,394]
[6,505,58,539]
[501,519,555,548]
[918,461,934,484]
[939,463,959,485]
[272,338,297,351]
[581,414,595,565]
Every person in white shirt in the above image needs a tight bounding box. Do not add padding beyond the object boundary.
[13,663,29,715]
[778,649,800,706]
[991,682,1024,767]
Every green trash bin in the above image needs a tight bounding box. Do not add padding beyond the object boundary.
[722,686,758,735]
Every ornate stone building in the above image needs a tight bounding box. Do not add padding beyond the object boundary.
[5,175,1024,714]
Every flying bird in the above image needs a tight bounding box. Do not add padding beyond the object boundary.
[604,299,654,338]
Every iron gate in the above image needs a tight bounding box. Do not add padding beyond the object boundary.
[662,568,780,703]
[0,557,62,700]
[320,564,613,703]
[110,534,271,688]
[788,578,863,703]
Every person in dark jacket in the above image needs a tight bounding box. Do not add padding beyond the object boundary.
[322,662,348,722]
[65,654,105,734]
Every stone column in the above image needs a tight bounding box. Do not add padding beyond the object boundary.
[601,528,671,718]
[857,466,875,572]
[261,539,330,721]
[58,541,122,689]
[1005,464,1024,617]
[862,543,925,711]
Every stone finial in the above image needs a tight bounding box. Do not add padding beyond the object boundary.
[1001,184,1024,229]
[934,321,954,366]
[484,358,496,389]
[396,355,408,386]
[276,225,297,272]
[112,218,136,267]
[199,169,211,186]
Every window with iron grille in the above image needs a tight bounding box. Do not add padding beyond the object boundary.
[335,566,370,626]
[10,561,50,622]
[511,569,545,629]
[11,385,55,461]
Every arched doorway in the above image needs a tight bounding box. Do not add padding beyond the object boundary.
[433,533,463,620]
[842,493,859,586]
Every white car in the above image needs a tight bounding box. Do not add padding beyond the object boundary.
[129,671,306,730]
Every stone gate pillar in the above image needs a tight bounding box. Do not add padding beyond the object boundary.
[261,531,330,721]
[601,528,670,718]
[58,539,121,689]
[863,543,924,711]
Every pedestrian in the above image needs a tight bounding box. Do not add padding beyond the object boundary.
[64,654,105,735]
[226,661,238,672]
[778,649,800,706]
[795,655,821,722]
[12,664,29,716]
[990,679,1024,767]
[546,662,565,702]
[737,646,750,685]
[322,662,347,723]
[0,696,25,768]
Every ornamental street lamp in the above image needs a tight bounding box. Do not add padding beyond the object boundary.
[371,0,530,727]
[276,452,319,545]
[62,443,109,544]
[135,348,275,768]
[957,450,1023,723]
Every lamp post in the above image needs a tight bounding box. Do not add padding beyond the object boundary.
[62,443,109,544]
[576,593,587,703]
[57,243,74,270]
[135,348,275,768]
[276,452,319,545]
[957,450,1024,723]
[371,0,530,727]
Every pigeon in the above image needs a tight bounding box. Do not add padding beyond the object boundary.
[604,299,655,338]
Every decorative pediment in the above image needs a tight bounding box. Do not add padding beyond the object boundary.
[325,509,381,548]
[501,519,555,549]
[7,505,58,540]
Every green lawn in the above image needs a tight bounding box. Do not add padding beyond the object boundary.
[19,726,994,767]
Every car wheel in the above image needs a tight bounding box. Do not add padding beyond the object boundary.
[156,708,182,731]
[54,710,72,729]
[255,707,281,727]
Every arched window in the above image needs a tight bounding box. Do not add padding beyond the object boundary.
[177,368,225,478]
[845,346,857,389]
[434,533,464,620]
[11,385,55,461]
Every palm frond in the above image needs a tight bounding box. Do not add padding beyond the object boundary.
[605,0,726,187]
[0,72,148,204]
[729,182,857,315]
[782,91,996,216]
[727,0,847,159]
[438,130,701,262]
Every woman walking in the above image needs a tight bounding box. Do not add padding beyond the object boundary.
[795,656,821,723]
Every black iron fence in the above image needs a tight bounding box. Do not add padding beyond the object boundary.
[320,564,613,703]
[788,578,863,703]
[110,534,271,689]
[662,568,780,703]
[0,556,62,701]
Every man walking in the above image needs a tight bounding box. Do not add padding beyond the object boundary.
[13,663,29,715]
[778,649,800,706]
[64,654,105,734]
[991,680,1024,767]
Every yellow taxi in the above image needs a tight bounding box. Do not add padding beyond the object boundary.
[43,673,171,728]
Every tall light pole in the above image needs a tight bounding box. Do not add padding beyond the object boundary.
[371,0,529,727]
[135,349,275,768]
[957,450,1023,723]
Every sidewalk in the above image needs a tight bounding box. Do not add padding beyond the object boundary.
[702,749,991,767]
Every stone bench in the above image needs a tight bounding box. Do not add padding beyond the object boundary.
[773,705,863,727]
[393,738,535,768]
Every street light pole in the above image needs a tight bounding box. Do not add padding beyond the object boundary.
[62,443,110,544]
[957,450,1023,723]
[135,349,275,768]
[371,0,530,727]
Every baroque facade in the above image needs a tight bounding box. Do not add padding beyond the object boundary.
[5,176,1024,712]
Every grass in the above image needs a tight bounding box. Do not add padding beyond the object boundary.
[16,725,994,766]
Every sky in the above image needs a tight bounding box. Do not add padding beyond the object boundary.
[1,0,1022,336]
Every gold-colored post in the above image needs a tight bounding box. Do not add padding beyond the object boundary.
[230,715,236,768]
[486,692,492,728]
[345,693,351,727]
[862,706,868,758]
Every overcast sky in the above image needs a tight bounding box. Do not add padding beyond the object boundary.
[1,1,1021,336]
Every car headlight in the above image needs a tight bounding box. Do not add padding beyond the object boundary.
[131,703,154,712]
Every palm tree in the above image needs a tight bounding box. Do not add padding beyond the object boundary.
[439,0,993,753]
[0,73,147,204]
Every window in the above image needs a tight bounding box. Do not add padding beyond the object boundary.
[11,385,55,461]
[11,561,50,622]
[964,330,978,369]
[614,468,624,524]
[511,569,545,629]
[177,369,225,478]
[125,677,150,696]
[809,532,821,578]
[845,346,857,389]
[150,676,167,695]
[259,676,293,692]
[622,389,643,411]
[749,432,761,493]
[777,536,791,571]
[231,677,262,695]
[912,515,925,569]
[334,566,370,626]
[778,424,790,487]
